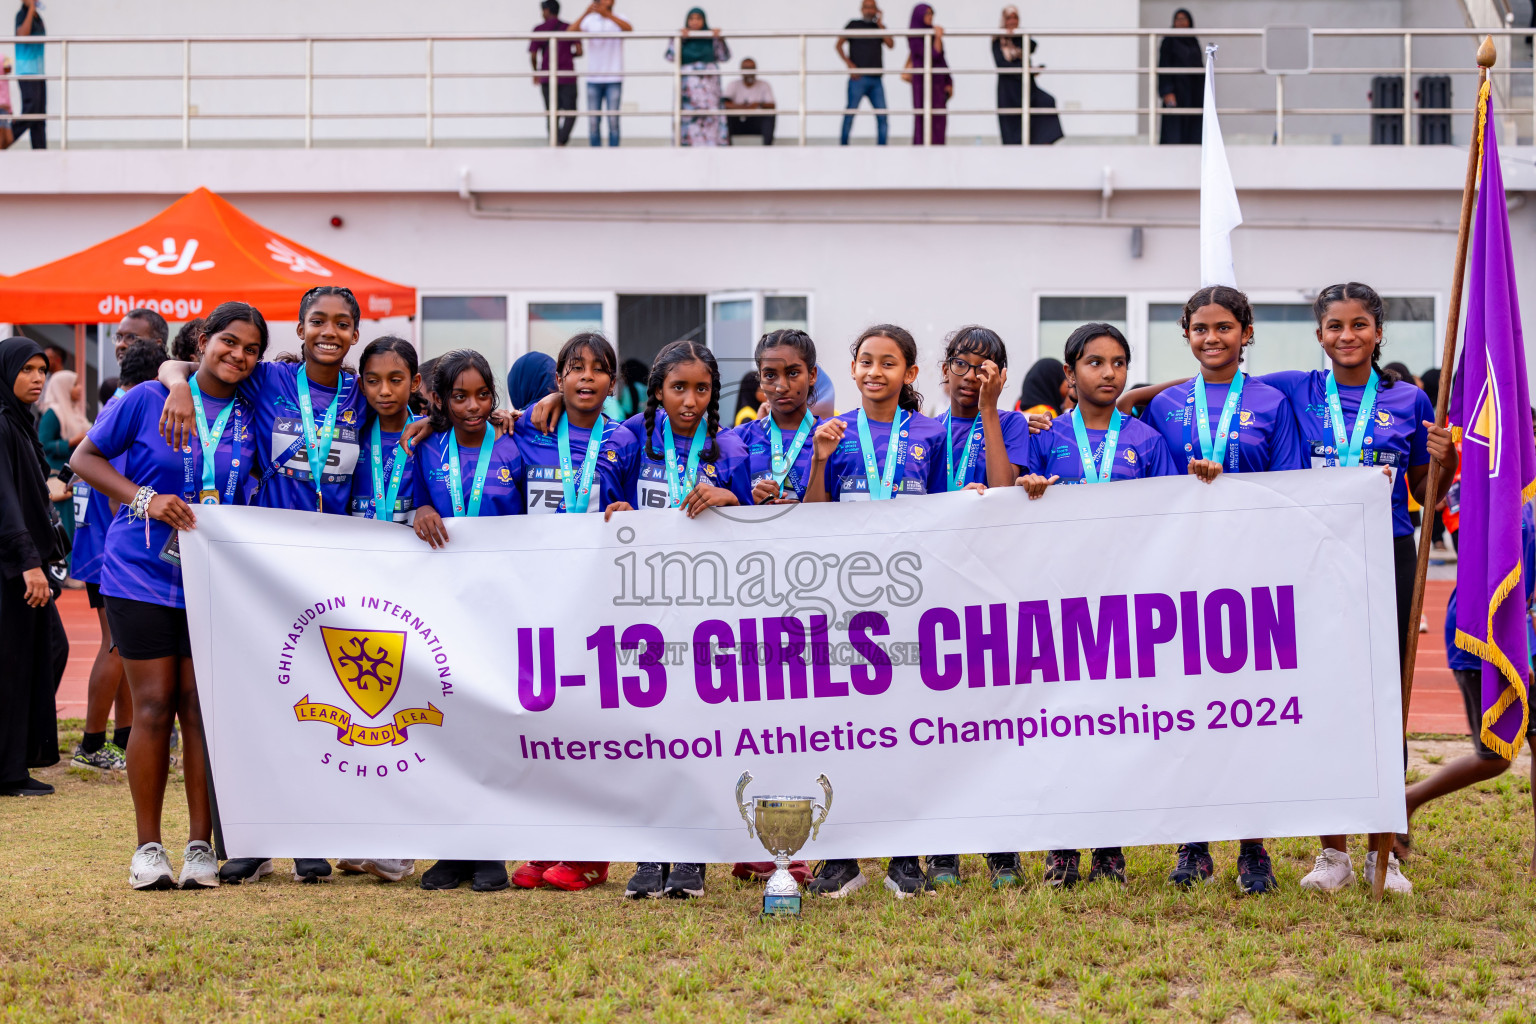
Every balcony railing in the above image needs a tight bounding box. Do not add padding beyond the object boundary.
[0,26,1530,149]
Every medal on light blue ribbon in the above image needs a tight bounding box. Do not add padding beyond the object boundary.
[297,367,344,512]
[558,412,606,513]
[856,409,906,500]
[1324,369,1378,467]
[370,414,415,522]
[661,415,703,507]
[943,413,979,491]
[188,378,240,505]
[769,411,815,492]
[1070,407,1121,483]
[1190,372,1244,470]
[446,429,495,517]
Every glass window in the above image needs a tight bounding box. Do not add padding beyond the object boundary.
[529,302,605,360]
[1248,304,1322,376]
[421,296,508,394]
[710,298,757,407]
[1147,303,1198,384]
[764,295,809,334]
[1383,297,1436,379]
[1038,296,1127,366]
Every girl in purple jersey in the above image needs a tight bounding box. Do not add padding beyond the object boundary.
[731,328,823,505]
[70,303,267,892]
[344,337,422,527]
[935,325,1031,491]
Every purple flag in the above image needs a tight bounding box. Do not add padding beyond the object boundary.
[1450,88,1536,760]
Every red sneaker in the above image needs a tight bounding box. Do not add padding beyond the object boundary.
[731,861,812,883]
[543,861,610,891]
[511,860,559,889]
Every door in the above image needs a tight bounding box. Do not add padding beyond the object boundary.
[707,291,761,416]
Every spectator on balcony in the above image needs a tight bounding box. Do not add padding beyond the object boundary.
[837,0,893,146]
[993,7,1062,146]
[724,58,776,145]
[532,0,583,147]
[903,3,950,146]
[1158,8,1203,145]
[8,0,42,150]
[666,7,730,147]
[578,0,632,147]
[0,56,13,149]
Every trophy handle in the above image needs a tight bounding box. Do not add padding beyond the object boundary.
[810,773,833,841]
[735,770,755,838]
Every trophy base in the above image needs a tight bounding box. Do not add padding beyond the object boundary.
[762,893,802,917]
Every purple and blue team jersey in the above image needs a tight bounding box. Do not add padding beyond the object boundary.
[608,412,754,509]
[412,429,527,518]
[513,413,633,514]
[1026,413,1180,483]
[69,393,123,584]
[940,409,1032,490]
[238,361,367,514]
[1144,376,1308,475]
[819,408,947,500]
[348,422,419,524]
[730,414,824,501]
[87,382,255,608]
[1258,370,1433,538]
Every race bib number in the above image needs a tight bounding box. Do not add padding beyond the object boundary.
[72,481,90,525]
[835,475,926,502]
[526,465,602,515]
[271,416,361,483]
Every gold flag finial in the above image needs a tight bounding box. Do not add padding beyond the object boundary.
[1478,35,1497,68]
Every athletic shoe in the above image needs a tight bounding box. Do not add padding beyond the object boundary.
[1298,849,1355,892]
[1363,851,1412,894]
[1043,850,1080,889]
[421,859,473,890]
[664,862,705,899]
[512,860,559,889]
[0,775,54,796]
[544,861,609,891]
[72,742,126,772]
[884,856,935,898]
[335,858,368,875]
[806,859,866,898]
[129,842,177,891]
[985,852,1024,888]
[470,861,510,892]
[179,841,219,889]
[1168,843,1215,888]
[293,858,332,884]
[625,862,668,899]
[218,858,273,884]
[1236,842,1277,894]
[357,859,415,883]
[924,854,962,887]
[1088,847,1127,885]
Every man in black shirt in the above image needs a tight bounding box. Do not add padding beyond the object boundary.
[835,0,893,145]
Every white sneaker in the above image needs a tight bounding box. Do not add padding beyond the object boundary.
[129,842,177,891]
[1299,848,1355,892]
[1363,851,1413,894]
[179,841,220,889]
[361,859,416,882]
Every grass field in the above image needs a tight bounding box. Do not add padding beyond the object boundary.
[4,725,1536,1023]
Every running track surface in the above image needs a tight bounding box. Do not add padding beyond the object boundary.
[52,580,1470,735]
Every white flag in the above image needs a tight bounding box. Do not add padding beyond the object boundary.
[1200,44,1242,287]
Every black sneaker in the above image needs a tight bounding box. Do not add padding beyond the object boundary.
[1087,847,1127,885]
[806,859,867,898]
[293,858,332,884]
[218,858,274,884]
[0,775,54,796]
[664,862,705,899]
[924,854,961,887]
[625,862,668,899]
[884,856,934,898]
[421,859,474,890]
[1043,850,1080,889]
[1236,842,1277,895]
[1168,842,1215,888]
[470,860,510,892]
[985,852,1024,888]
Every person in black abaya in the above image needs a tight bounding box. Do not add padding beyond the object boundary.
[0,337,63,796]
[1158,8,1203,145]
[993,6,1062,145]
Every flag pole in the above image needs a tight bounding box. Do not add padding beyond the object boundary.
[1371,34,1496,900]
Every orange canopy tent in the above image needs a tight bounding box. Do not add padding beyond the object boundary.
[0,187,414,323]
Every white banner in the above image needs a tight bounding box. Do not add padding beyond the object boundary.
[183,470,1407,861]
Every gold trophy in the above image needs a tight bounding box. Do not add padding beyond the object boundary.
[734,770,832,917]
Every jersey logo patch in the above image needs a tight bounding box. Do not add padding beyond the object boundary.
[497,467,512,483]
